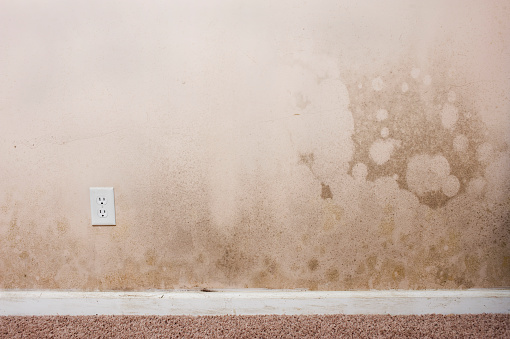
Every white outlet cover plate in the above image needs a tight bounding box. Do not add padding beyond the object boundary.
[90,187,116,226]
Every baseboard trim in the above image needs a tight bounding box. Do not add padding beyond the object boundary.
[1,289,509,316]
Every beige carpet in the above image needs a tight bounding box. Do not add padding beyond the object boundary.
[1,314,509,338]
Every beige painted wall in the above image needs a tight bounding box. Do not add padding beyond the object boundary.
[1,0,509,290]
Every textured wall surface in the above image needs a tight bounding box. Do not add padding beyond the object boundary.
[1,0,509,290]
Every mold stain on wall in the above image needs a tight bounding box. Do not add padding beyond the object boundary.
[285,53,510,290]
[1,1,509,291]
[346,63,491,209]
[1,65,509,291]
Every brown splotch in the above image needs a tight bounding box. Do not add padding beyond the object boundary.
[344,60,491,208]
[322,200,344,231]
[320,182,333,200]
[326,268,339,282]
[299,152,315,170]
[307,258,319,271]
[56,219,69,235]
[379,205,395,238]
[215,245,252,280]
[145,250,156,266]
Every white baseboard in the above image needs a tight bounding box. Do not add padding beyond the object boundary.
[1,290,509,316]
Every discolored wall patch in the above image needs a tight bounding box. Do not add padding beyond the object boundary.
[346,63,492,209]
[0,1,509,292]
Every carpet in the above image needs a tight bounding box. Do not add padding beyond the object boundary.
[1,314,509,338]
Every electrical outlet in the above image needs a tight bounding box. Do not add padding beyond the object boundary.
[90,187,116,225]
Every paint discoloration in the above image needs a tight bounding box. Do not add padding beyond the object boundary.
[308,258,319,271]
[320,183,333,200]
[1,1,509,291]
[346,63,490,209]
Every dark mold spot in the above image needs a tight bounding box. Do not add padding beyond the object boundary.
[215,245,251,280]
[420,191,449,209]
[320,182,333,200]
[145,250,156,266]
[308,258,319,271]
[263,257,278,275]
[299,152,314,169]
[326,268,339,282]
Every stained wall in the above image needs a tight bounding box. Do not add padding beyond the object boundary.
[1,0,509,290]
